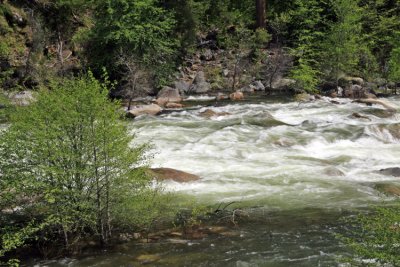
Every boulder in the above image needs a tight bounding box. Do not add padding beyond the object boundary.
[295,93,314,102]
[127,104,162,118]
[193,71,206,84]
[189,71,211,94]
[156,86,182,104]
[165,102,184,109]
[251,80,265,91]
[174,80,191,95]
[229,91,244,101]
[147,168,200,183]
[379,167,400,177]
[271,78,296,90]
[353,84,365,98]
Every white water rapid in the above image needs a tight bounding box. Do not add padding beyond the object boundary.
[131,96,400,211]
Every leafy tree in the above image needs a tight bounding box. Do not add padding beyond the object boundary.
[0,74,167,262]
[87,0,177,87]
[288,0,327,92]
[321,0,363,83]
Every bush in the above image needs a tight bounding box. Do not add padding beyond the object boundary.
[0,73,167,263]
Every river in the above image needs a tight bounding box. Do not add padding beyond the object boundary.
[31,95,400,266]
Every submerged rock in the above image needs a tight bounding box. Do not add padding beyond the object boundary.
[350,112,371,121]
[375,183,400,196]
[147,168,200,182]
[379,167,400,177]
[199,109,231,118]
[323,167,345,177]
[136,254,161,264]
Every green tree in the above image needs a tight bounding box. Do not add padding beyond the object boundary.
[87,0,177,87]
[0,74,166,262]
[321,0,363,83]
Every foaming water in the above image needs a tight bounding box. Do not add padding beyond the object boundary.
[132,96,400,210]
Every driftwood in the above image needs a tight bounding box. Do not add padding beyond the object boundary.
[354,98,397,112]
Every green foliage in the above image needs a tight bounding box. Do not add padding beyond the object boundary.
[88,0,178,87]
[321,0,363,81]
[290,60,320,93]
[388,33,400,82]
[0,74,166,261]
[339,202,400,266]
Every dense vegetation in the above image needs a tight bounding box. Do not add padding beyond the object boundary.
[0,0,399,95]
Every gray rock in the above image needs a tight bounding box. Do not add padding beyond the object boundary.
[193,71,206,84]
[379,167,400,177]
[251,80,265,91]
[174,80,191,94]
[189,71,211,94]
[157,86,182,103]
[272,78,296,90]
[222,69,229,77]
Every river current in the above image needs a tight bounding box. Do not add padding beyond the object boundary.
[33,95,400,266]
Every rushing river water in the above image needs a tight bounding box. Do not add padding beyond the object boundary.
[32,95,400,267]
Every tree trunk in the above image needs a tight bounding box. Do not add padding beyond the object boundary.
[256,0,266,29]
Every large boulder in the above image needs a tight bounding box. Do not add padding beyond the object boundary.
[127,104,162,118]
[189,71,211,94]
[251,80,265,91]
[157,86,182,103]
[174,80,191,95]
[147,168,200,183]
[230,91,244,101]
